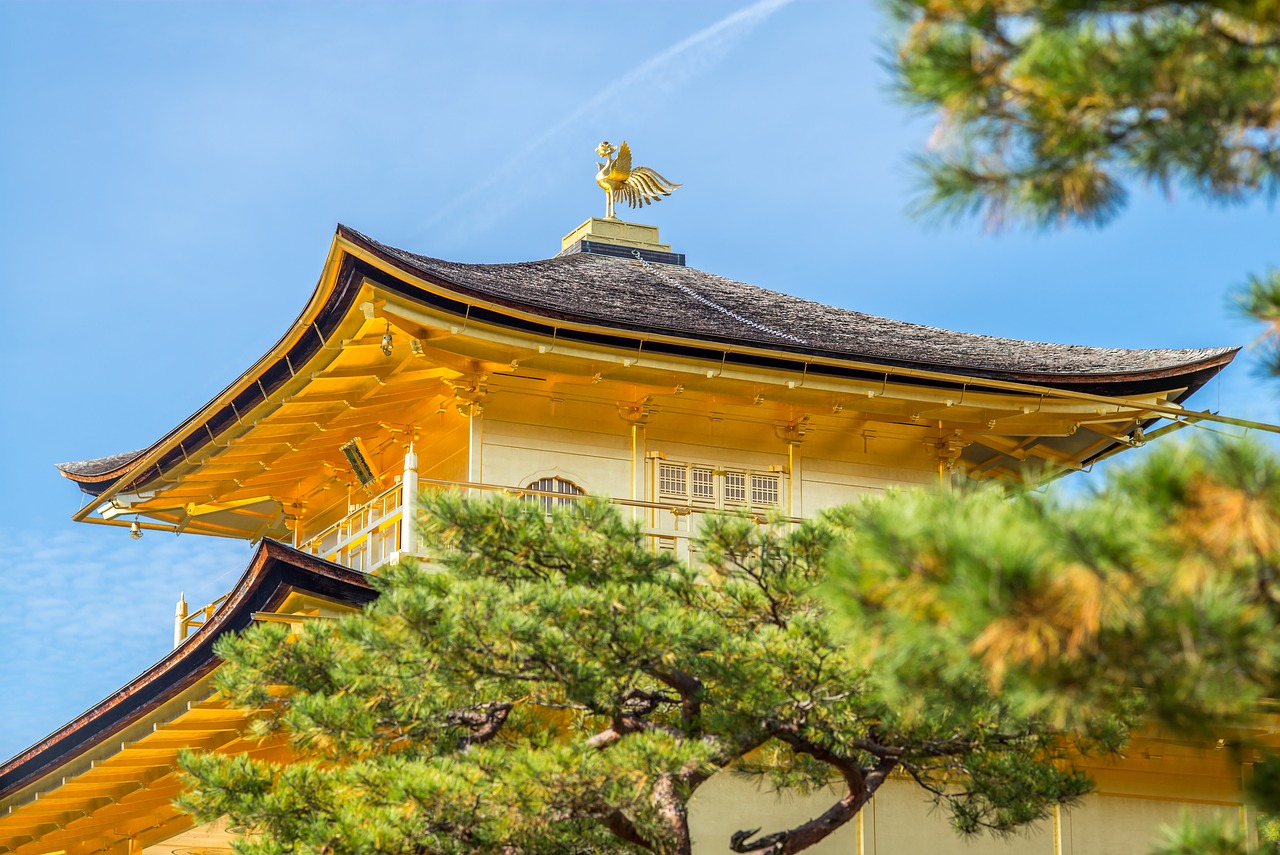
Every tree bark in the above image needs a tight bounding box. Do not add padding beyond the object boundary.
[729,725,900,855]
[652,774,693,855]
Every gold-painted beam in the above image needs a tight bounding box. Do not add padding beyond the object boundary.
[251,611,328,624]
[77,517,246,540]
[183,496,277,517]
[251,410,348,427]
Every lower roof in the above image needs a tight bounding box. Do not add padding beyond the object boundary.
[0,541,374,801]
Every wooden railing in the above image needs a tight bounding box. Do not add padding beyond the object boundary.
[410,475,800,564]
[174,473,800,645]
[298,483,410,573]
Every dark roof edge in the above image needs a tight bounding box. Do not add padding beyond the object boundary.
[558,239,686,266]
[0,541,375,798]
[344,225,1238,389]
[56,233,360,491]
[56,224,1241,492]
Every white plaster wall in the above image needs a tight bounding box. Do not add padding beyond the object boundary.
[802,457,937,516]
[1061,795,1233,855]
[866,779,1052,855]
[689,774,1243,855]
[689,773,858,854]
[482,417,632,497]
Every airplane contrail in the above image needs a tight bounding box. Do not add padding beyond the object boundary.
[420,0,799,239]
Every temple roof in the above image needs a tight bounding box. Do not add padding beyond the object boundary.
[369,230,1233,380]
[55,225,1238,493]
[55,448,147,480]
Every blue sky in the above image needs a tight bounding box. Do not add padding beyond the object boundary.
[0,1,1275,761]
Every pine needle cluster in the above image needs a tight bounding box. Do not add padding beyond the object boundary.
[826,437,1280,854]
[887,0,1280,229]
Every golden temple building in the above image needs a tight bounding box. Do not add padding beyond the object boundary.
[1,213,1271,853]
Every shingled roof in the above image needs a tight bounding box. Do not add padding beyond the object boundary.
[56,449,147,479]
[55,225,1237,488]
[362,229,1234,380]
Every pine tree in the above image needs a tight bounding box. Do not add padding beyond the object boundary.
[887,0,1280,229]
[882,6,1280,849]
[178,494,1103,854]
[825,440,1280,852]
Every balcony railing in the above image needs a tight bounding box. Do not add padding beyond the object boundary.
[174,472,800,645]
[174,592,230,647]
[298,483,414,574]
[294,474,798,566]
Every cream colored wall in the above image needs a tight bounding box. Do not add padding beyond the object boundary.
[689,774,1242,855]
[689,774,859,854]
[481,412,632,498]
[799,423,939,516]
[1061,795,1231,855]
[801,457,937,515]
[865,779,1053,855]
[467,402,948,572]
[475,399,939,518]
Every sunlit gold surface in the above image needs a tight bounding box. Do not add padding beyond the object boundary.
[595,140,681,219]
[18,222,1263,853]
[67,229,1228,543]
[561,218,671,253]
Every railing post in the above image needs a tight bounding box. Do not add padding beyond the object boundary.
[174,592,188,648]
[401,444,419,558]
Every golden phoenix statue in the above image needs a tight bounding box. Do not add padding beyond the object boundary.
[595,141,681,220]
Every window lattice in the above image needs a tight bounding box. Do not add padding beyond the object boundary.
[723,471,746,505]
[691,467,715,501]
[655,461,781,510]
[751,473,780,507]
[658,463,687,497]
[526,476,585,512]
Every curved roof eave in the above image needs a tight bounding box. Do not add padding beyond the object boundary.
[0,540,374,799]
[58,230,362,494]
[349,225,1237,383]
[56,224,1239,496]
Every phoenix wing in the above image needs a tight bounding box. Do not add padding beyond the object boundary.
[619,165,682,208]
[604,140,634,183]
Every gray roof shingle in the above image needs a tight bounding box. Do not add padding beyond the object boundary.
[363,230,1233,379]
[56,226,1236,484]
[56,449,147,478]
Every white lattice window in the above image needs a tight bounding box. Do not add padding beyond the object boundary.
[751,473,780,507]
[658,463,687,498]
[655,461,782,510]
[526,476,585,512]
[690,467,715,501]
[723,471,746,505]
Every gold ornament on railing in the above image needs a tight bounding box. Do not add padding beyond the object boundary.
[595,140,681,220]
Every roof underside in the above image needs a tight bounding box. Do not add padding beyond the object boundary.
[56,225,1237,492]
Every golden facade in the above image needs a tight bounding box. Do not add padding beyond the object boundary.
[1,218,1267,854]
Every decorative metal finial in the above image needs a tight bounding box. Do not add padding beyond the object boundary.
[594,140,681,220]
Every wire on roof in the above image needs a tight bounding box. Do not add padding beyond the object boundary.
[630,250,809,346]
